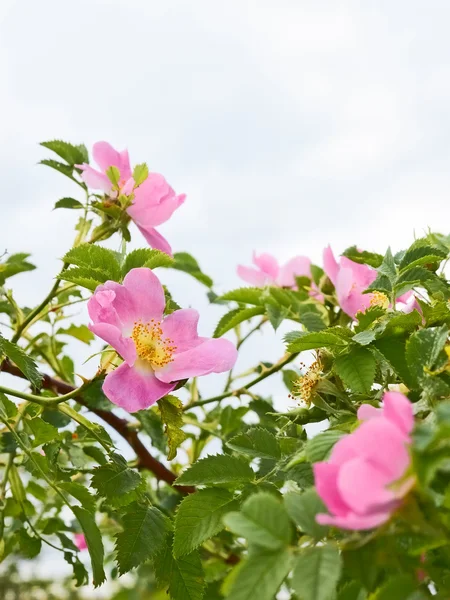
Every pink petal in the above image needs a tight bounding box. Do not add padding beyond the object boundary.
[92,141,132,180]
[88,281,146,334]
[88,322,137,365]
[74,534,87,551]
[161,309,204,353]
[357,403,382,421]
[338,457,395,515]
[155,338,238,383]
[340,257,377,288]
[237,265,270,287]
[128,175,185,228]
[316,510,391,531]
[77,164,112,193]
[136,224,173,255]
[102,361,176,411]
[396,291,422,315]
[122,268,166,324]
[343,419,411,481]
[323,246,339,286]
[313,462,351,516]
[277,256,312,287]
[382,392,414,437]
[252,252,279,280]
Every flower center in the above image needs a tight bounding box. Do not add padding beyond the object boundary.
[370,291,389,309]
[289,358,323,405]
[131,320,176,368]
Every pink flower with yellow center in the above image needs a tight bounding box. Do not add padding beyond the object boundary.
[88,268,237,412]
[314,391,415,531]
[77,141,185,256]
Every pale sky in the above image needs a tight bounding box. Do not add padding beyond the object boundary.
[2,0,450,405]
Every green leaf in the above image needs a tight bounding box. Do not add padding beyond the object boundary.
[342,246,384,268]
[72,505,105,587]
[396,266,435,294]
[106,165,121,187]
[399,239,447,271]
[121,248,173,276]
[91,455,142,499]
[406,325,449,387]
[223,492,291,550]
[158,395,188,460]
[174,488,238,557]
[153,542,205,600]
[115,505,172,574]
[175,455,254,486]
[17,529,42,558]
[285,330,350,353]
[366,274,393,294]
[0,253,36,284]
[134,408,166,453]
[63,243,122,282]
[334,347,376,394]
[58,268,104,291]
[0,334,42,388]
[371,574,422,599]
[27,417,59,447]
[225,547,292,600]
[213,306,265,338]
[265,303,289,331]
[9,463,26,506]
[54,197,84,210]
[133,163,149,186]
[219,287,264,306]
[40,140,88,165]
[284,489,328,539]
[172,252,213,288]
[377,247,397,282]
[291,545,342,600]
[59,482,96,514]
[372,336,415,389]
[227,427,281,460]
[58,324,94,344]
[0,392,18,419]
[305,430,345,463]
[39,159,82,185]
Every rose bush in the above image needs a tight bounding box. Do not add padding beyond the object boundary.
[0,139,450,599]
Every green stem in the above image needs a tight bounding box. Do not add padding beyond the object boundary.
[223,317,267,392]
[0,382,88,406]
[187,352,298,410]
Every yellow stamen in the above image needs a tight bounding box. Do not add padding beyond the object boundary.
[370,291,389,309]
[131,320,176,368]
[289,359,323,405]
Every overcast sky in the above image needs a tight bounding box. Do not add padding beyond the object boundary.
[2,0,450,592]
[2,0,450,401]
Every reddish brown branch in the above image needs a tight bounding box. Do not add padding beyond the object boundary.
[1,360,195,495]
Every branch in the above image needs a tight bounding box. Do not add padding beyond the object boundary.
[0,359,195,495]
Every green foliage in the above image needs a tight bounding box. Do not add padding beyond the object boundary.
[61,243,122,290]
[174,489,238,557]
[40,140,88,165]
[72,506,105,587]
[214,306,265,337]
[172,252,213,287]
[153,540,205,600]
[226,427,281,459]
[284,489,328,539]
[0,334,42,387]
[115,505,172,574]
[291,545,342,600]
[121,248,173,276]
[54,197,84,210]
[334,346,376,394]
[158,395,188,460]
[223,492,291,550]
[0,253,36,285]
[175,455,255,486]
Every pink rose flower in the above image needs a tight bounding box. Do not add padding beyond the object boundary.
[396,291,422,315]
[77,141,185,256]
[88,268,237,411]
[313,391,415,531]
[323,246,377,319]
[237,252,322,299]
[74,533,87,551]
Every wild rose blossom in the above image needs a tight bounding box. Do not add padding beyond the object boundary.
[237,252,323,300]
[324,246,422,318]
[88,268,237,411]
[77,142,185,255]
[74,534,87,551]
[323,246,377,318]
[313,391,415,531]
